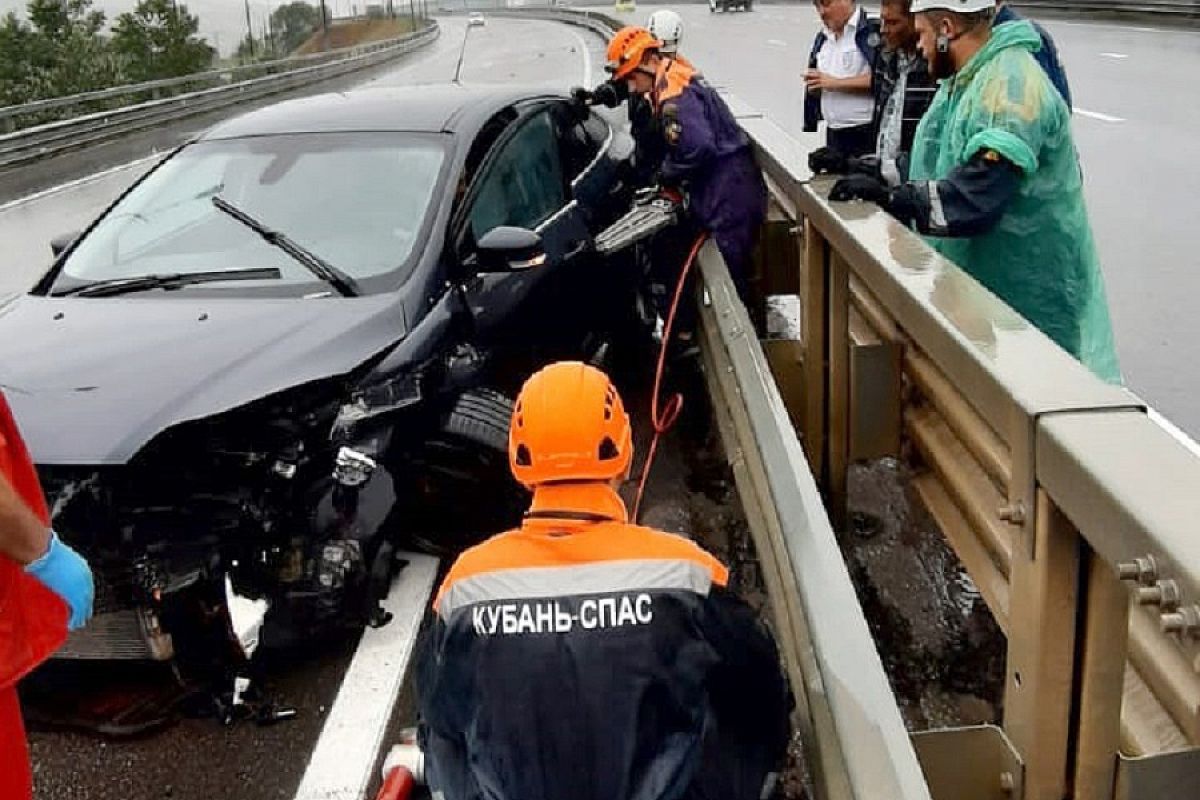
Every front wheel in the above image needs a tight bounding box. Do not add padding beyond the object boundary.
[397,389,528,556]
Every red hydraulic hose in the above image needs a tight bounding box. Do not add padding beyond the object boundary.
[632,232,709,522]
[375,765,416,800]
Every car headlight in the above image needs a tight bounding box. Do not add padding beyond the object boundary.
[333,370,423,440]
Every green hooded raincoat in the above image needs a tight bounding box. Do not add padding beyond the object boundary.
[908,20,1121,383]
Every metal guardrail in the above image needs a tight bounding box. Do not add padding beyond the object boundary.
[510,5,1200,799]
[781,140,1200,800]
[0,23,440,172]
[0,25,437,132]
[696,241,936,800]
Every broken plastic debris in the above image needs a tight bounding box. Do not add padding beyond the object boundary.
[224,575,270,659]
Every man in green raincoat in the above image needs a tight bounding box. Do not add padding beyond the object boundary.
[828,0,1121,383]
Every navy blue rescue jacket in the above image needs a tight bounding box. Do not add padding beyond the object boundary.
[415,485,791,800]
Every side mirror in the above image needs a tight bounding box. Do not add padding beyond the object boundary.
[50,231,80,258]
[475,226,546,273]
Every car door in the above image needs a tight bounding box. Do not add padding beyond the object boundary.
[548,104,644,341]
[455,102,594,354]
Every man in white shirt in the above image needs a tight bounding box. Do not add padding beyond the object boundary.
[803,0,879,158]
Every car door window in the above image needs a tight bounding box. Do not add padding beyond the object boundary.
[560,110,609,184]
[468,110,566,240]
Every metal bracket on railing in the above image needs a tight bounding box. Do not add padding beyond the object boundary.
[1116,747,1200,799]
[911,725,1025,800]
[1009,405,1143,560]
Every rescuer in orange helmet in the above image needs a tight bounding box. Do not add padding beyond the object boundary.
[606,26,767,355]
[0,390,94,800]
[415,361,791,800]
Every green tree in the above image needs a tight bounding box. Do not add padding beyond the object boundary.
[0,13,38,105]
[27,0,106,41]
[0,0,118,103]
[270,1,319,54]
[111,0,215,83]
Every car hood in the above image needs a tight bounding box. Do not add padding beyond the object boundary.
[0,294,406,465]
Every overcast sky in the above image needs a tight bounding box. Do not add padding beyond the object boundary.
[0,0,374,54]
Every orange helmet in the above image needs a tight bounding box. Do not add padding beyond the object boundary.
[509,361,633,488]
[605,26,661,81]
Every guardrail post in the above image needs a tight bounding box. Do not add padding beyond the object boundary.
[801,219,827,478]
[1074,551,1129,800]
[1004,489,1082,800]
[827,251,851,529]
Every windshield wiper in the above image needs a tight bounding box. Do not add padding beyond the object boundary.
[52,268,283,297]
[211,195,359,297]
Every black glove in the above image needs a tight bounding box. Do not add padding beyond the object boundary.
[591,81,623,108]
[830,174,889,204]
[808,146,849,175]
[570,86,593,106]
[847,154,882,180]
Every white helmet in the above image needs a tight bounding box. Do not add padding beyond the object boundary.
[647,9,683,54]
[910,0,996,12]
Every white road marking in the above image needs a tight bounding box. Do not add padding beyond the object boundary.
[0,153,161,214]
[294,552,439,800]
[767,39,788,47]
[1100,52,1128,59]
[1074,108,1126,123]
[566,25,594,85]
[1149,409,1200,460]
[1052,20,1163,33]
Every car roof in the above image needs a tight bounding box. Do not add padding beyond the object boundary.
[200,84,568,141]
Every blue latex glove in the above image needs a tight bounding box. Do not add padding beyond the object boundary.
[25,530,95,630]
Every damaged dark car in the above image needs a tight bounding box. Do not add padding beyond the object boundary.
[0,85,642,670]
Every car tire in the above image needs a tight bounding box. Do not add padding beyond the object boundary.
[402,389,528,556]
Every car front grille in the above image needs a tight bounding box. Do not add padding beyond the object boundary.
[55,610,159,660]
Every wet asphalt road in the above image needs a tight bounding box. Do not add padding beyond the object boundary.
[22,15,604,800]
[27,639,358,800]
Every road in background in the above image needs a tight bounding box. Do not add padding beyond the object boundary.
[606,4,1200,435]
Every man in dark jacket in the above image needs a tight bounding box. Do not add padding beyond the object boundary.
[416,361,791,800]
[871,0,937,182]
[810,0,935,181]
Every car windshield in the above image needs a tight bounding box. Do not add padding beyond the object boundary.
[48,132,447,296]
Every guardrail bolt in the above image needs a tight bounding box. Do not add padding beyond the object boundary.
[998,502,1026,525]
[1137,580,1180,609]
[1117,555,1158,585]
[1160,605,1200,638]
[999,771,1015,795]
